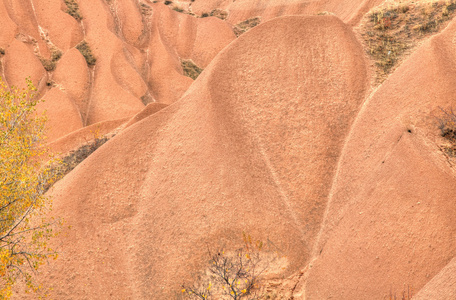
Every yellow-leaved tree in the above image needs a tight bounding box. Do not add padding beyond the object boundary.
[0,78,60,298]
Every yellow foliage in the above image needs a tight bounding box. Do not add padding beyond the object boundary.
[0,78,60,298]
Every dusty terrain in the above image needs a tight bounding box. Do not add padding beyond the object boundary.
[1,0,456,299]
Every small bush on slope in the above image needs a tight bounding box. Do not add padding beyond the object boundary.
[181,233,283,300]
[39,49,63,72]
[181,60,203,80]
[64,0,83,21]
[436,107,456,156]
[76,40,96,66]
[233,18,261,37]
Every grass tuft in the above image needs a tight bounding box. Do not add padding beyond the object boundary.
[76,41,96,66]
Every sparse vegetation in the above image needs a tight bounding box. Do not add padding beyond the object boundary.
[173,6,184,13]
[0,78,61,298]
[201,13,209,18]
[165,0,172,5]
[64,0,83,21]
[0,48,5,55]
[317,11,335,16]
[437,107,456,156]
[362,0,456,81]
[51,50,62,61]
[140,2,153,15]
[39,49,63,72]
[233,17,261,37]
[388,285,413,300]
[76,41,96,66]
[40,58,56,72]
[181,60,203,80]
[181,233,278,300]
[52,132,110,179]
[209,9,228,20]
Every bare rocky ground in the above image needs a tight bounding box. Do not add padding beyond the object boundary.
[2,0,456,299]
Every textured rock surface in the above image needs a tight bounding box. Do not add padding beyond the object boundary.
[0,0,236,141]
[302,16,456,300]
[35,16,367,299]
[3,1,456,299]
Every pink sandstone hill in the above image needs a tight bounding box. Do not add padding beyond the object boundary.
[190,0,384,25]
[1,0,456,299]
[33,15,368,299]
[0,0,236,141]
[299,16,456,299]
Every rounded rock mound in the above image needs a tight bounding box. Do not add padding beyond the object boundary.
[36,15,367,299]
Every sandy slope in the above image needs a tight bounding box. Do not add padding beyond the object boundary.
[190,0,385,25]
[2,0,456,299]
[0,0,381,144]
[34,15,367,299]
[0,0,235,142]
[301,16,456,300]
[412,256,456,299]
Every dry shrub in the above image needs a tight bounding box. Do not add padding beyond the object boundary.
[76,41,96,66]
[39,49,63,72]
[233,17,261,37]
[64,0,83,20]
[181,233,284,300]
[362,0,456,82]
[210,9,228,20]
[181,60,203,80]
[53,134,110,179]
[437,107,456,147]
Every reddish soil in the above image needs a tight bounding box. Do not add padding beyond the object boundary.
[2,0,456,299]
